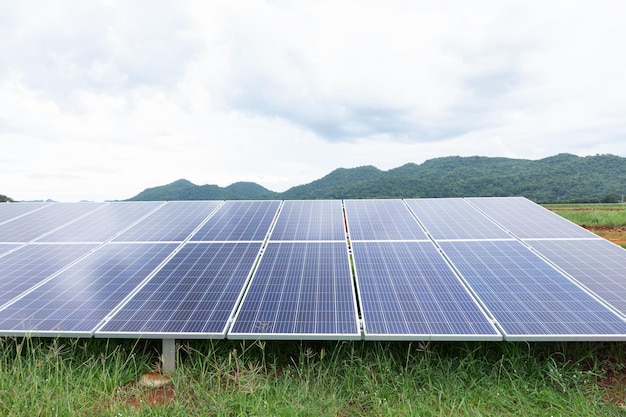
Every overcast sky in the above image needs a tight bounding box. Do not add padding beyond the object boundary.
[1,0,625,201]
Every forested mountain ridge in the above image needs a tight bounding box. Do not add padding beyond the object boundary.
[129,179,278,201]
[127,153,626,203]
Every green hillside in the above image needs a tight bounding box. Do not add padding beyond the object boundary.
[129,179,278,201]
[127,153,626,203]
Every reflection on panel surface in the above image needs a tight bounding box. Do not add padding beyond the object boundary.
[0,203,105,242]
[406,198,510,240]
[39,202,163,242]
[0,243,176,336]
[0,202,50,223]
[99,242,261,337]
[115,201,220,242]
[0,244,96,306]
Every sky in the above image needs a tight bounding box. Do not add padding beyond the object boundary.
[1,1,625,202]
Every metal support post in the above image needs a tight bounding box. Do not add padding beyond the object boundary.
[162,338,176,374]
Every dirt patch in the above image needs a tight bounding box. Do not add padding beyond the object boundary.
[122,384,177,409]
[115,373,178,410]
[599,369,626,408]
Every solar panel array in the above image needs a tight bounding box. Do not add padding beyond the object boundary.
[0,197,625,341]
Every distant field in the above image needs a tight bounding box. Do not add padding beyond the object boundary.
[545,203,626,247]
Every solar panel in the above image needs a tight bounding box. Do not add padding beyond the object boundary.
[526,239,626,317]
[466,197,596,239]
[0,243,177,336]
[228,242,360,339]
[405,198,510,240]
[38,202,164,242]
[190,200,280,241]
[0,203,106,242]
[344,199,428,241]
[114,201,221,242]
[97,242,261,338]
[0,244,20,256]
[353,241,500,340]
[439,240,626,340]
[0,197,624,343]
[269,200,346,241]
[0,202,50,223]
[0,244,96,306]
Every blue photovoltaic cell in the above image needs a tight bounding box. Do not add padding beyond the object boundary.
[344,199,428,241]
[0,244,96,306]
[0,203,105,242]
[466,197,596,239]
[527,239,626,316]
[0,243,177,336]
[0,203,49,223]
[190,201,280,241]
[405,198,510,240]
[38,202,163,242]
[270,200,346,241]
[114,201,220,242]
[98,242,261,336]
[229,242,359,338]
[353,241,499,339]
[439,240,626,339]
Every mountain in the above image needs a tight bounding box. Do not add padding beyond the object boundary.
[126,153,626,203]
[129,179,278,201]
[280,166,385,199]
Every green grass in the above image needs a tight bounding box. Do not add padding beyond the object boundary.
[1,337,626,416]
[545,204,626,228]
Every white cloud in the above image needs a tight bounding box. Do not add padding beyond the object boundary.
[1,0,625,201]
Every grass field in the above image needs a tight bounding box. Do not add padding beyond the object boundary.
[1,204,626,416]
[545,203,626,247]
[2,337,626,416]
